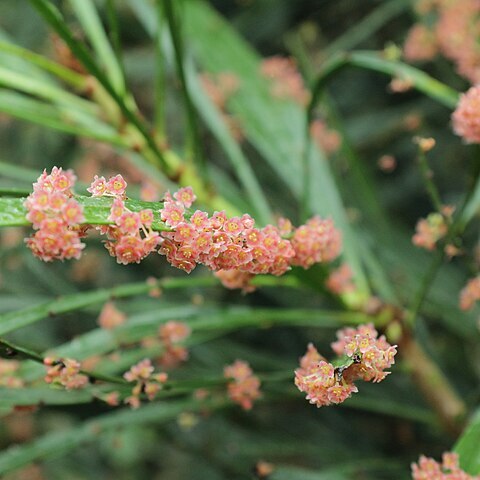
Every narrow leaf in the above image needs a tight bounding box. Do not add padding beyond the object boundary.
[454,408,480,474]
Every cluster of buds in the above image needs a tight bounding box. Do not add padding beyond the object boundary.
[459,275,480,311]
[403,24,438,62]
[326,263,356,295]
[43,357,89,390]
[24,167,86,261]
[224,360,261,411]
[260,56,310,106]
[452,85,480,144]
[97,301,127,330]
[310,119,341,155]
[89,174,161,265]
[290,217,342,268]
[412,213,448,251]
[25,169,343,292]
[411,452,480,479]
[160,189,295,275]
[295,324,397,408]
[0,359,24,388]
[159,189,341,285]
[158,321,191,368]
[123,358,168,409]
[404,0,480,84]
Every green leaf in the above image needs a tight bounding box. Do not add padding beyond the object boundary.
[0,89,128,146]
[0,39,86,88]
[461,172,480,226]
[270,457,407,480]
[29,0,170,172]
[0,398,225,475]
[68,0,125,94]
[0,276,217,336]
[0,64,96,113]
[0,386,93,407]
[322,0,410,57]
[454,408,480,474]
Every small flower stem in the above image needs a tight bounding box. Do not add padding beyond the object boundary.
[0,337,128,385]
[416,146,444,213]
[405,172,477,328]
[406,249,445,329]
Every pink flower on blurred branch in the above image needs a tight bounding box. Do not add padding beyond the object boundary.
[411,452,480,479]
[24,167,86,262]
[452,85,480,143]
[224,360,261,410]
[459,276,480,311]
[295,324,396,408]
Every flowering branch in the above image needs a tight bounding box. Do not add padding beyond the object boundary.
[0,337,128,385]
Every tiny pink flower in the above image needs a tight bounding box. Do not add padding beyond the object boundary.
[117,212,142,235]
[106,174,127,197]
[87,175,108,197]
[109,198,125,222]
[62,199,85,225]
[139,209,154,228]
[453,85,480,144]
[161,202,185,228]
[190,210,209,229]
[174,186,196,208]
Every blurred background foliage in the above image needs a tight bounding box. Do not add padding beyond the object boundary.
[0,0,478,479]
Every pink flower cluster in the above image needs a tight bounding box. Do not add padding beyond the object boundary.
[158,321,191,368]
[25,169,343,287]
[44,357,88,390]
[412,213,448,251]
[123,358,168,409]
[260,56,310,106]
[412,452,480,480]
[452,85,480,144]
[295,324,397,408]
[290,216,342,268]
[24,167,86,261]
[404,0,480,84]
[97,301,127,330]
[224,360,261,411]
[159,189,342,285]
[326,263,355,295]
[310,119,341,155]
[459,276,480,311]
[90,174,161,265]
[403,24,438,62]
[0,359,24,388]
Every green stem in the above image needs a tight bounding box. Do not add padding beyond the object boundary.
[417,146,443,213]
[308,51,459,122]
[163,0,206,177]
[105,0,127,98]
[406,170,479,327]
[154,1,167,138]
